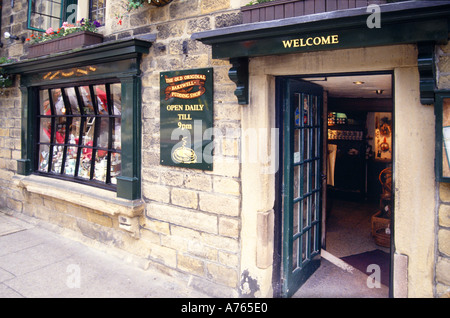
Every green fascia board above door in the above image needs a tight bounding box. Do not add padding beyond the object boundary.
[191,1,450,59]
[192,1,450,105]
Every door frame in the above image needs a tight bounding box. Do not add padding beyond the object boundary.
[272,71,395,298]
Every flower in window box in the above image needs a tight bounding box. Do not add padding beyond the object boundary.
[25,19,101,45]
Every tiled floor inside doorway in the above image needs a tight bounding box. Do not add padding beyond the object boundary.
[293,197,390,298]
[325,198,390,258]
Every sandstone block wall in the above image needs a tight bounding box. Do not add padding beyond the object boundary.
[0,0,247,297]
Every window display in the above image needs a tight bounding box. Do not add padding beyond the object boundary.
[437,94,450,181]
[36,82,122,188]
[373,112,392,161]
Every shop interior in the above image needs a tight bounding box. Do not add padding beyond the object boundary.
[308,73,393,286]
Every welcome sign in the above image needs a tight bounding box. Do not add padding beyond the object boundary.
[160,68,213,170]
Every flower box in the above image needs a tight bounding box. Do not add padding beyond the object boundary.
[241,0,389,24]
[27,31,103,58]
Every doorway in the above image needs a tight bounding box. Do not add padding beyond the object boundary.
[275,72,393,298]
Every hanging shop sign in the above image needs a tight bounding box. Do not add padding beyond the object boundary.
[160,68,213,170]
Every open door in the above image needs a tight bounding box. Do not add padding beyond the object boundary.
[280,77,324,297]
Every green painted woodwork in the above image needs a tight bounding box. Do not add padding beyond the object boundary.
[228,58,249,105]
[418,42,437,105]
[280,77,323,298]
[116,75,142,200]
[192,2,450,105]
[193,3,450,58]
[435,92,450,183]
[4,37,154,200]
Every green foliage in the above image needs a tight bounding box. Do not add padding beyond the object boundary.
[127,0,145,11]
[25,19,101,45]
[245,0,274,6]
[0,57,16,88]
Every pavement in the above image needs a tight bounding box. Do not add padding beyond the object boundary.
[0,210,210,298]
[0,210,389,299]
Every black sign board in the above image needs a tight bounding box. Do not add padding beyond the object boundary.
[160,68,213,170]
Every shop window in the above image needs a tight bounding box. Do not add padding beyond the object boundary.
[89,0,105,26]
[36,82,121,189]
[436,92,450,182]
[3,37,154,200]
[28,0,78,31]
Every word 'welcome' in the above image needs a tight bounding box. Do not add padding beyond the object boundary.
[282,35,339,48]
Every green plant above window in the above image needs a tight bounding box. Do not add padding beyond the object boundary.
[245,0,274,6]
[0,57,17,88]
[126,0,172,11]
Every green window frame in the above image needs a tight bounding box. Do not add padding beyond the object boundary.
[4,38,154,200]
[435,91,450,182]
[28,0,78,32]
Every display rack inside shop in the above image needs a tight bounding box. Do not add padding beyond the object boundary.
[327,112,367,197]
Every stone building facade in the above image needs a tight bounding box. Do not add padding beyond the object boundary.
[436,41,450,297]
[0,0,449,298]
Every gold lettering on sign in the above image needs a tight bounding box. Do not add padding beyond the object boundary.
[164,74,207,100]
[282,35,339,49]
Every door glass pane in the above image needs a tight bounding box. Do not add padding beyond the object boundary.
[303,94,309,126]
[294,129,300,161]
[311,161,316,192]
[302,198,308,230]
[292,238,298,270]
[301,232,308,263]
[293,202,299,236]
[302,164,308,196]
[294,165,300,199]
[303,129,309,161]
[312,224,319,254]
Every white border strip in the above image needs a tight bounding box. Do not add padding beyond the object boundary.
[321,249,356,274]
